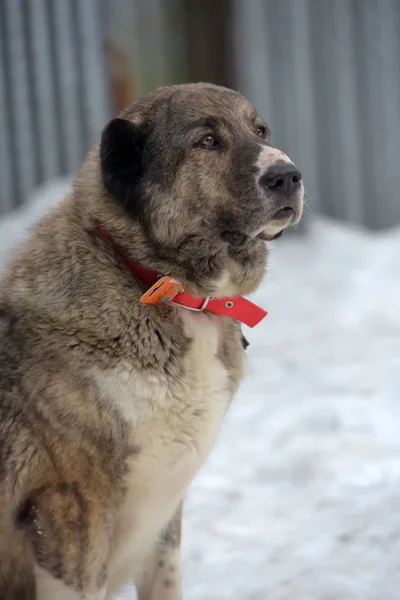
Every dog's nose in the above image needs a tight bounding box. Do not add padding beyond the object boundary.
[263,164,302,197]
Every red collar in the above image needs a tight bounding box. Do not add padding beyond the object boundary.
[98,226,267,328]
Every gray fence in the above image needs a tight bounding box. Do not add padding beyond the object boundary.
[1,1,399,229]
[0,0,109,214]
[234,0,400,229]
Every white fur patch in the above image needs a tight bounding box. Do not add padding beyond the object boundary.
[91,311,231,597]
[210,268,241,298]
[256,145,294,174]
[137,546,182,599]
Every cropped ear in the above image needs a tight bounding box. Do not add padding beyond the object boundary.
[100,118,146,210]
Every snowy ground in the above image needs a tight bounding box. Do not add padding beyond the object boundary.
[1,181,400,599]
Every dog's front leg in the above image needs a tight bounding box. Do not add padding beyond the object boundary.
[136,503,183,600]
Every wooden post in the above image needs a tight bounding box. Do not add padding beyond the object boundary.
[182,0,235,88]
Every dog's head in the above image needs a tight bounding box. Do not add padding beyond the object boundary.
[99,83,303,298]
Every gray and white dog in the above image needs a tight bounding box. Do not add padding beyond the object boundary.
[0,83,303,600]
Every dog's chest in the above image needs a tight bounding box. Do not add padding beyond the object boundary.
[93,312,235,591]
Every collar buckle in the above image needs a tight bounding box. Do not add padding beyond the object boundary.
[178,296,211,312]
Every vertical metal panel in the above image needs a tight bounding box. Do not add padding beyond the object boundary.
[282,0,318,214]
[309,0,351,222]
[0,5,14,212]
[49,0,89,173]
[75,0,110,147]
[354,0,400,229]
[23,0,60,181]
[234,0,400,229]
[234,0,318,226]
[328,0,363,224]
[0,0,110,215]
[233,0,274,124]
[3,0,37,207]
[264,0,319,217]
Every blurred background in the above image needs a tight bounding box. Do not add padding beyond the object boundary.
[1,2,400,599]
[1,0,400,227]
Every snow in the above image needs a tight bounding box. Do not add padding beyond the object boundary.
[1,180,400,599]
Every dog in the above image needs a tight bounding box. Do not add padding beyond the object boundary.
[0,83,303,599]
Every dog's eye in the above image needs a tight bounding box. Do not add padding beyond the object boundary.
[256,125,266,138]
[200,135,218,148]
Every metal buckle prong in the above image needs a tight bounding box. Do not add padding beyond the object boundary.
[178,296,211,312]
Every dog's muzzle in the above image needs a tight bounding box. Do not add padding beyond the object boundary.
[260,163,303,220]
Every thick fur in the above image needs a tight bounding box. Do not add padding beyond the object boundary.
[0,83,303,599]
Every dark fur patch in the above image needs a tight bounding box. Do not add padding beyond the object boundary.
[0,577,36,600]
[18,484,79,585]
[161,513,181,549]
[100,118,145,213]
[0,525,36,600]
[16,483,109,592]
[241,334,250,350]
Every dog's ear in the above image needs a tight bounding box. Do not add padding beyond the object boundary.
[100,118,146,210]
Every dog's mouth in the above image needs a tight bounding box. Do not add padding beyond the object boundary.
[220,202,300,246]
[273,205,295,220]
[221,228,283,245]
[254,205,299,241]
[257,230,283,241]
